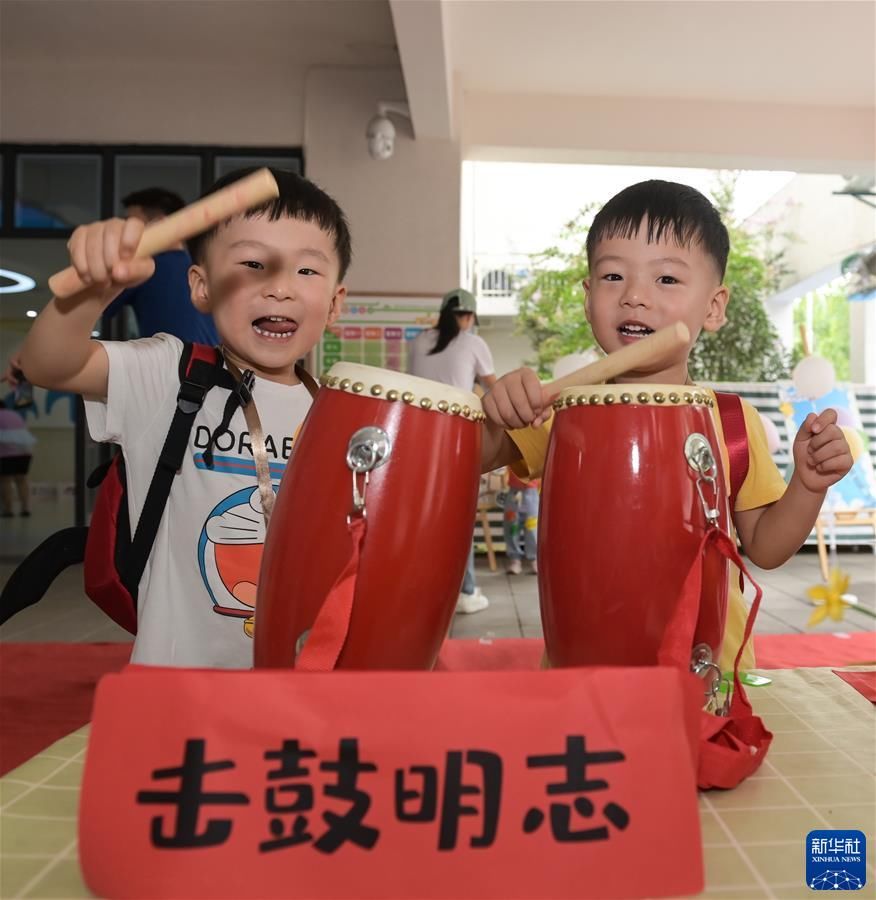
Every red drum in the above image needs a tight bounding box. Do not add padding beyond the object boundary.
[254,363,483,670]
[539,385,730,673]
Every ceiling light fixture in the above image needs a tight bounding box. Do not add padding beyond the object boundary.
[0,268,37,294]
[26,309,38,318]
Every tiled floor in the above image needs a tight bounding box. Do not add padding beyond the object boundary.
[449,548,876,642]
[1,539,873,644]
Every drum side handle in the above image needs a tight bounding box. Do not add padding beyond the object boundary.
[685,434,720,527]
[346,427,392,521]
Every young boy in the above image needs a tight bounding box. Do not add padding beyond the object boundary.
[20,168,350,669]
[481,180,853,670]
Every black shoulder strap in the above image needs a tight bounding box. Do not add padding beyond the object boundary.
[121,342,224,594]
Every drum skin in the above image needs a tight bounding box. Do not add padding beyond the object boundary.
[254,380,482,670]
[539,388,729,667]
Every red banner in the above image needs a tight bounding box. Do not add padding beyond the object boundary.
[80,666,704,899]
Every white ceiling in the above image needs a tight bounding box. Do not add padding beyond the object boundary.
[444,0,875,107]
[0,0,399,66]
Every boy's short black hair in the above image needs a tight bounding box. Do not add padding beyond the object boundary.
[121,187,185,218]
[586,180,729,279]
[187,167,352,281]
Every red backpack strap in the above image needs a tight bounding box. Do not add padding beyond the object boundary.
[714,391,749,513]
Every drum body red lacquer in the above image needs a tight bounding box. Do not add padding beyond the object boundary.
[539,385,730,668]
[254,363,483,670]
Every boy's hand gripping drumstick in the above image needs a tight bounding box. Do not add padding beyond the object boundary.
[48,168,280,300]
[541,322,691,402]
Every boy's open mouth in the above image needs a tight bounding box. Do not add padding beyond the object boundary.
[617,321,654,339]
[252,316,298,339]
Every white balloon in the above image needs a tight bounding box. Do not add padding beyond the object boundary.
[552,349,601,380]
[792,355,836,399]
[758,413,782,454]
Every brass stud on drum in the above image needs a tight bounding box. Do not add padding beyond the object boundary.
[620,393,632,404]
[637,392,650,404]
[589,394,601,405]
[694,393,703,404]
[462,406,471,417]
[653,391,666,403]
[402,392,415,404]
[669,392,680,404]
[683,392,694,403]
[420,398,433,410]
[450,403,461,415]
[339,378,351,390]
[437,400,449,413]
[387,389,400,401]
[577,395,587,405]
[604,393,616,405]
[352,382,364,394]
[370,385,383,397]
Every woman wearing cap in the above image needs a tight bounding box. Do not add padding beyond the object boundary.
[408,289,497,614]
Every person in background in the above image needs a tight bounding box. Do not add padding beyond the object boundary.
[503,468,539,575]
[408,288,497,614]
[103,187,220,345]
[0,399,36,517]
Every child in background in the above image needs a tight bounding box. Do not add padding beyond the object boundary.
[503,468,539,575]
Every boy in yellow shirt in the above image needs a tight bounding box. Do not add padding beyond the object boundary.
[481,180,853,669]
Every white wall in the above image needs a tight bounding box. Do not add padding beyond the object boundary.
[462,93,875,177]
[304,67,461,294]
[751,175,876,289]
[0,60,308,146]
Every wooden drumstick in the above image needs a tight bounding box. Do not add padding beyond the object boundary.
[541,322,691,402]
[48,167,280,299]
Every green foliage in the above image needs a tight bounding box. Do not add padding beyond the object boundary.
[516,174,791,381]
[790,278,851,380]
[515,209,597,378]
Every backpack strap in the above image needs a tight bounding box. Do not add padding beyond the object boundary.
[295,363,320,399]
[715,391,749,514]
[121,343,224,595]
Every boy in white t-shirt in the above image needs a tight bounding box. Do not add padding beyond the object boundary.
[20,169,350,668]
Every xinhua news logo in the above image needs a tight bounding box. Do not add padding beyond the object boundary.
[806,829,867,891]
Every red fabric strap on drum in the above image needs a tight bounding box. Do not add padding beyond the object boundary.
[714,392,749,513]
[294,516,367,671]
[658,527,772,789]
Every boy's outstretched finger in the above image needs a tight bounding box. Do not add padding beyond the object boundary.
[111,257,155,286]
[102,218,126,274]
[120,216,144,259]
[85,224,110,286]
[807,423,844,451]
[521,369,544,412]
[507,378,539,426]
[67,226,93,286]
[485,387,527,430]
[808,407,837,434]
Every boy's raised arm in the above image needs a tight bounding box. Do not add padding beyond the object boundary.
[20,218,154,400]
[734,409,854,569]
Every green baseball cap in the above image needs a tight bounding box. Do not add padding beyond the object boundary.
[441,288,479,322]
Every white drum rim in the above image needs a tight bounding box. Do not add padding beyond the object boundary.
[553,383,716,410]
[320,362,485,421]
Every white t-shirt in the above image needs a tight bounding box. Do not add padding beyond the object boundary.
[85,334,313,669]
[407,329,495,391]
